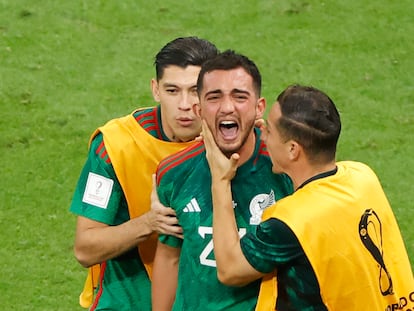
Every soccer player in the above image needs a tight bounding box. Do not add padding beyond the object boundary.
[202,84,414,310]
[151,50,293,310]
[69,37,219,310]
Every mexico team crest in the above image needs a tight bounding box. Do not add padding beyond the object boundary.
[249,190,275,225]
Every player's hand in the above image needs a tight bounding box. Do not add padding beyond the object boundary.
[147,175,183,239]
[201,120,239,181]
[255,118,265,129]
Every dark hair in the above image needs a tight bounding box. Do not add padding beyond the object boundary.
[154,37,219,80]
[197,49,262,96]
[276,85,341,163]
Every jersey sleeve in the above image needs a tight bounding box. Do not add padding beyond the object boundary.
[156,168,183,248]
[240,218,304,273]
[69,133,126,225]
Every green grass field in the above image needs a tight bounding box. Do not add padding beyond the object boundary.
[1,0,413,309]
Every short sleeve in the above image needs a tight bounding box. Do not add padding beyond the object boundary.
[156,168,183,248]
[69,133,126,225]
[240,218,304,273]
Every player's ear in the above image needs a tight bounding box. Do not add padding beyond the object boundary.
[193,103,201,117]
[288,141,301,161]
[256,97,266,119]
[151,78,160,102]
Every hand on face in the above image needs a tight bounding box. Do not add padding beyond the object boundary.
[198,68,265,160]
[202,120,239,181]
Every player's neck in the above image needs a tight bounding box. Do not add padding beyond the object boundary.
[234,131,257,167]
[291,161,337,191]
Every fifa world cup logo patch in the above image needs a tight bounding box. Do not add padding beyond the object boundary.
[249,190,275,225]
[359,208,394,296]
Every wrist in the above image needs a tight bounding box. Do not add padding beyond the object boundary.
[133,213,153,238]
[211,179,230,190]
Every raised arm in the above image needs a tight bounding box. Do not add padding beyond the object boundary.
[202,120,264,285]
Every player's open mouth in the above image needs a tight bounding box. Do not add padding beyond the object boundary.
[219,120,238,140]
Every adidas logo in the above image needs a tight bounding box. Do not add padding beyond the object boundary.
[183,198,201,212]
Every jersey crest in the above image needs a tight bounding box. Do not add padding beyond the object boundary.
[249,190,275,225]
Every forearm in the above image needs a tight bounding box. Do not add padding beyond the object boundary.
[74,215,153,267]
[211,180,244,281]
[203,120,262,285]
[212,180,264,285]
[152,242,179,311]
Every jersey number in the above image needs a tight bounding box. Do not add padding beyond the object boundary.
[198,226,247,267]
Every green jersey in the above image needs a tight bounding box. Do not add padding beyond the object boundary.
[156,128,293,311]
[70,107,169,311]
